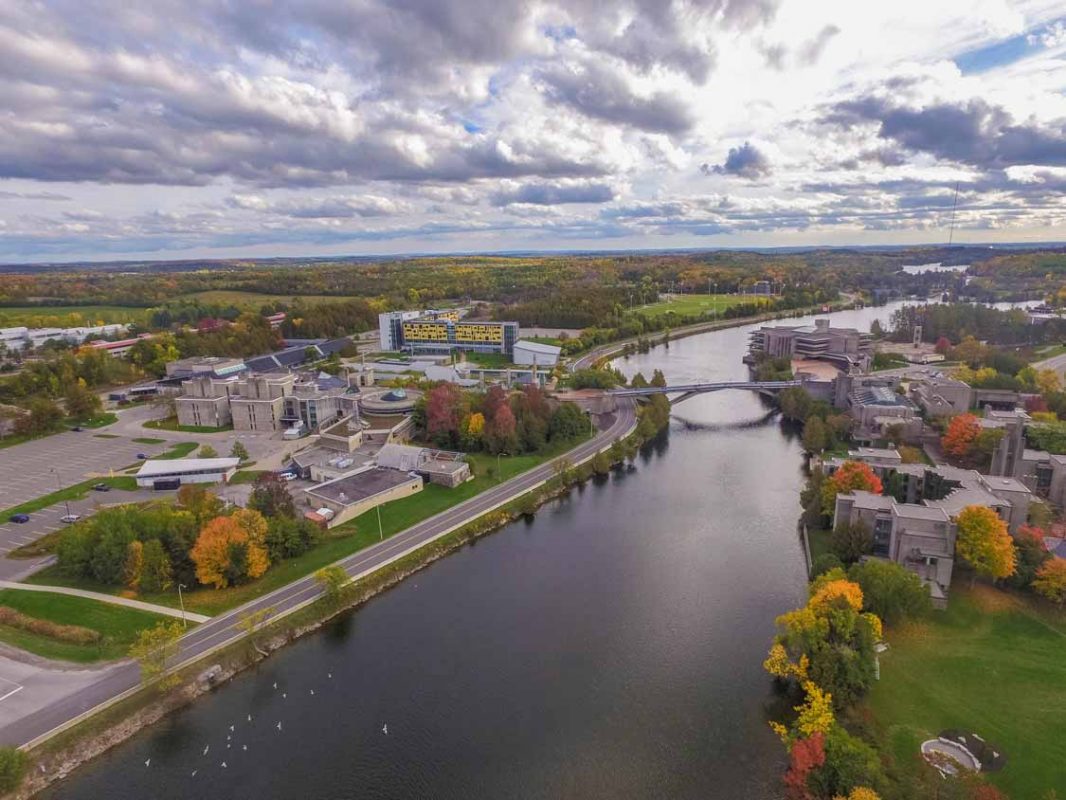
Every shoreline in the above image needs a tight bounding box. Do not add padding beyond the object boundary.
[10,413,647,798]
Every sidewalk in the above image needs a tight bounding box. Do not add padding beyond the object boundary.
[0,581,210,624]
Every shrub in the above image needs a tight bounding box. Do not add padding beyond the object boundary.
[848,560,932,625]
[0,747,26,793]
[0,606,100,645]
[811,553,844,579]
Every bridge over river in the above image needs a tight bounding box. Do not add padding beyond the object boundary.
[608,380,802,405]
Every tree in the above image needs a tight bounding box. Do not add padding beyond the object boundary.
[235,605,277,653]
[485,403,518,454]
[1007,524,1050,589]
[821,462,883,516]
[122,540,144,591]
[848,560,932,624]
[1037,369,1062,397]
[248,473,296,519]
[64,379,102,420]
[265,516,318,560]
[139,539,173,593]
[191,515,270,588]
[177,484,223,526]
[129,621,184,688]
[941,414,981,461]
[425,382,464,447]
[934,336,952,355]
[809,726,886,799]
[830,521,872,564]
[955,505,1017,586]
[1032,557,1066,606]
[650,369,667,388]
[784,732,826,800]
[198,444,219,458]
[315,565,351,603]
[15,397,64,436]
[779,387,813,422]
[230,441,249,461]
[803,416,829,453]
[548,402,590,442]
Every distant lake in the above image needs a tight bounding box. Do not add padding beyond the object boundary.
[901,262,969,275]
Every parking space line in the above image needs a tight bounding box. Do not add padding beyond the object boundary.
[0,677,24,704]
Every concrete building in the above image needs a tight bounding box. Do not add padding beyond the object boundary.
[175,375,238,428]
[230,374,295,432]
[376,443,471,487]
[303,466,423,528]
[983,408,1030,479]
[378,309,519,356]
[4,324,129,350]
[136,457,239,488]
[513,340,562,367]
[748,318,872,371]
[909,375,973,417]
[89,334,154,358]
[281,374,359,432]
[166,356,247,381]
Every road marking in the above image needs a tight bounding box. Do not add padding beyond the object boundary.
[0,677,23,704]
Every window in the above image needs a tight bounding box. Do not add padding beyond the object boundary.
[872,517,892,557]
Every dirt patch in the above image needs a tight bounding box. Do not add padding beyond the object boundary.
[889,620,934,645]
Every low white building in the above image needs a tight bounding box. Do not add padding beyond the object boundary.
[135,457,240,488]
[512,340,562,367]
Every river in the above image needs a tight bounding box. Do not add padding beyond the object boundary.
[43,301,919,800]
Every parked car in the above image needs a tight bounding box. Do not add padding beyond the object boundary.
[92,483,111,492]
[60,514,81,524]
[280,472,298,482]
[8,514,29,524]
[136,453,148,460]
[71,426,83,432]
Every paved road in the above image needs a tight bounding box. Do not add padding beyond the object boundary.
[1034,352,1066,380]
[0,398,637,748]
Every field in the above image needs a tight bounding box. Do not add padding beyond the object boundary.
[26,436,588,616]
[181,290,360,307]
[866,584,1066,798]
[632,293,769,320]
[0,589,170,662]
[0,305,150,328]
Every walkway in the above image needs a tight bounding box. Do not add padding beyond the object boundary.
[0,581,210,624]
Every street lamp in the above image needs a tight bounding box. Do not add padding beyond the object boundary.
[376,504,384,541]
[496,451,510,483]
[51,468,72,518]
[177,583,187,629]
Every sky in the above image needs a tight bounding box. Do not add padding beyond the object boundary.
[1,0,1065,263]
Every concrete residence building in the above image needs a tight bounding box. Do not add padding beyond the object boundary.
[748,318,872,371]
[230,374,295,432]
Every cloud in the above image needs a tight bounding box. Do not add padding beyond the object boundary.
[702,142,772,178]
[228,194,409,218]
[827,95,1066,169]
[537,60,694,135]
[799,24,840,65]
[491,180,615,206]
[0,190,71,201]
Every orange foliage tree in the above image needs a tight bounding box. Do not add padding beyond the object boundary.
[821,461,883,516]
[941,413,981,461]
[191,511,270,589]
[1032,557,1066,606]
[955,505,1016,586]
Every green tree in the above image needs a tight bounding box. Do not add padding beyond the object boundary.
[548,402,590,442]
[230,441,249,461]
[802,416,829,453]
[129,621,184,688]
[778,387,812,421]
[0,747,26,793]
[139,539,174,593]
[848,560,932,625]
[248,473,296,519]
[64,379,103,420]
[198,444,219,458]
[830,520,872,564]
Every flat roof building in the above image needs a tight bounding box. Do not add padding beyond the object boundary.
[513,340,562,367]
[378,309,519,356]
[136,457,239,488]
[304,466,423,528]
[749,318,871,371]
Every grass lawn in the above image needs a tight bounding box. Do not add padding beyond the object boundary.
[806,527,832,566]
[145,417,232,434]
[155,442,199,460]
[0,304,150,328]
[0,589,171,662]
[866,584,1066,798]
[132,437,165,444]
[633,293,768,320]
[27,435,589,616]
[1,476,138,521]
[462,351,513,368]
[68,413,117,430]
[229,469,265,485]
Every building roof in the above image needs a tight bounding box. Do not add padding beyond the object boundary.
[137,458,239,478]
[893,502,951,522]
[851,447,902,462]
[848,490,894,511]
[307,467,418,505]
[514,340,562,356]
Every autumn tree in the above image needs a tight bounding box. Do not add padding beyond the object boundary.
[177,484,223,526]
[784,732,825,800]
[941,413,981,462]
[934,336,952,355]
[64,379,102,420]
[315,565,351,604]
[191,513,270,588]
[123,541,144,591]
[139,539,173,593]
[955,505,1017,586]
[129,621,184,688]
[425,382,464,448]
[1032,557,1066,606]
[485,403,518,454]
[821,461,883,516]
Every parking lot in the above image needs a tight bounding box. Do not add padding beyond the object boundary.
[0,430,170,511]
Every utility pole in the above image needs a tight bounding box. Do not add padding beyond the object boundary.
[51,469,72,518]
[376,505,384,541]
[177,583,187,629]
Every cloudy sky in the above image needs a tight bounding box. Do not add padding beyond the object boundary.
[1,0,1065,263]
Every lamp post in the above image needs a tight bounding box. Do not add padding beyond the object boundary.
[376,504,384,541]
[496,452,510,483]
[51,468,72,518]
[177,583,187,629]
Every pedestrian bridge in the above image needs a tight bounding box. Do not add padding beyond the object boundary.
[608,380,802,405]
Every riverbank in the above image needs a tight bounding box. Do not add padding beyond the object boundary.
[6,405,647,798]
[575,294,859,370]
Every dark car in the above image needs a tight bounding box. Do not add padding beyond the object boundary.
[92,483,111,492]
[9,514,29,524]
[71,426,83,432]
[136,453,148,460]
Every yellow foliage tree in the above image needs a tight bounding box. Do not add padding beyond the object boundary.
[794,681,835,739]
[955,505,1017,585]
[123,540,144,591]
[833,789,881,800]
[1037,369,1062,396]
[191,515,270,589]
[1032,556,1066,606]
[466,412,485,437]
[809,579,864,613]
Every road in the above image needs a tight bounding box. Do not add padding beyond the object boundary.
[0,398,637,748]
[1033,351,1066,380]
